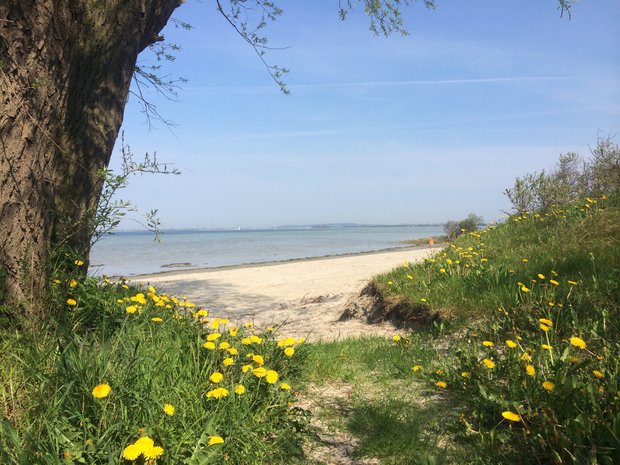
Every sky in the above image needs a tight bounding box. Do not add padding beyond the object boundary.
[112,0,620,229]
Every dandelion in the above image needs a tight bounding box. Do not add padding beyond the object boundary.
[252,354,265,366]
[234,384,246,395]
[252,367,267,378]
[461,371,471,378]
[420,298,427,303]
[280,382,291,390]
[502,411,522,422]
[203,341,216,350]
[520,285,530,293]
[242,364,252,373]
[482,359,495,369]
[74,259,84,266]
[67,298,77,306]
[266,370,279,384]
[92,383,111,399]
[195,309,208,318]
[208,436,225,446]
[567,280,578,285]
[392,335,401,342]
[411,365,423,373]
[539,324,550,332]
[278,337,296,347]
[227,347,239,356]
[482,341,494,347]
[249,335,263,344]
[163,404,175,416]
[210,372,224,384]
[542,381,555,392]
[223,358,234,366]
[570,336,587,350]
[151,317,163,323]
[219,341,231,350]
[206,387,229,399]
[537,274,545,280]
[229,327,239,337]
[539,318,553,326]
[207,333,221,342]
[506,340,517,348]
[439,268,446,273]
[525,365,536,376]
[542,344,553,350]
[593,370,604,379]
[122,444,142,461]
[522,258,529,263]
[125,305,137,314]
[436,381,447,389]
[68,279,78,287]
[549,279,560,286]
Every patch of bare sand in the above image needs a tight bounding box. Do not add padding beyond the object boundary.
[133,247,438,341]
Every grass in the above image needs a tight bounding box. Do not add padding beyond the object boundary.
[1,195,619,464]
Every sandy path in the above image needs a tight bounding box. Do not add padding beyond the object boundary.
[132,247,437,341]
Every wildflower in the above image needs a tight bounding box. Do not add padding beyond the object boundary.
[439,268,446,273]
[482,341,494,347]
[229,327,239,337]
[436,381,447,389]
[567,280,577,285]
[210,372,224,384]
[593,370,604,379]
[506,340,517,348]
[68,279,78,287]
[151,317,163,323]
[125,305,137,314]
[223,358,234,366]
[284,347,295,357]
[407,274,413,280]
[549,279,560,286]
[539,324,550,332]
[74,259,84,266]
[241,337,252,345]
[234,384,246,395]
[420,298,427,303]
[206,387,229,399]
[570,336,587,350]
[278,337,296,347]
[253,367,267,378]
[203,341,216,350]
[67,298,77,306]
[525,365,536,376]
[280,382,291,390]
[266,370,279,384]
[219,341,231,350]
[542,344,553,350]
[249,335,263,344]
[252,355,264,366]
[208,436,225,446]
[537,274,545,280]
[207,333,221,341]
[163,404,175,416]
[392,335,401,342]
[461,371,471,378]
[569,356,579,363]
[195,309,208,318]
[92,383,111,399]
[482,359,495,369]
[411,365,423,373]
[522,259,529,263]
[539,318,553,327]
[122,444,142,461]
[521,352,532,362]
[542,381,555,392]
[502,411,521,422]
[520,285,530,293]
[242,364,252,373]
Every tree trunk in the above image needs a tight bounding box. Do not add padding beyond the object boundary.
[0,0,182,314]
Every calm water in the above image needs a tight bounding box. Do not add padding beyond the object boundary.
[89,225,443,277]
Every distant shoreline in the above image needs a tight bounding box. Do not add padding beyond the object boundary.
[129,243,442,280]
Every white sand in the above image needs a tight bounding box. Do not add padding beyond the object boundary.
[133,247,438,341]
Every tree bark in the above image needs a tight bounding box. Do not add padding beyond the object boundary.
[0,0,182,314]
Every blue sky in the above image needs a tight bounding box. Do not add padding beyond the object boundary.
[113,0,620,229]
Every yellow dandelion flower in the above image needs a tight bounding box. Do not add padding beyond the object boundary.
[125,305,137,314]
[549,279,560,286]
[227,347,239,355]
[482,359,495,369]
[241,364,252,373]
[144,445,164,460]
[252,355,264,366]
[537,273,545,280]
[208,436,225,446]
[223,358,234,366]
[249,335,263,344]
[229,327,239,337]
[461,371,471,378]
[567,280,578,285]
[542,344,553,350]
[253,367,267,378]
[206,387,229,399]
[502,411,521,422]
[279,382,291,390]
[482,341,494,347]
[134,437,154,451]
[219,341,231,350]
[195,309,208,318]
[234,384,246,395]
[593,370,604,379]
[284,347,295,357]
[163,404,175,416]
[539,324,550,332]
[522,258,529,263]
[539,318,553,326]
[525,365,536,376]
[506,340,517,348]
[243,321,253,328]
[241,337,252,345]
[68,279,78,287]
[392,335,401,342]
[203,341,216,350]
[122,444,142,461]
[277,337,296,347]
[265,370,279,384]
[420,298,427,303]
[411,365,423,373]
[436,381,447,389]
[151,317,163,323]
[92,383,111,399]
[570,336,586,349]
[521,352,532,361]
[67,298,77,306]
[209,372,224,383]
[207,333,221,341]
[439,268,446,273]
[74,259,84,266]
[520,286,530,293]
[542,381,555,392]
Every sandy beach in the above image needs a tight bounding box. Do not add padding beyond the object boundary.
[133,247,438,341]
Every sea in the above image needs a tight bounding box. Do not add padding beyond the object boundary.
[88,224,444,277]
